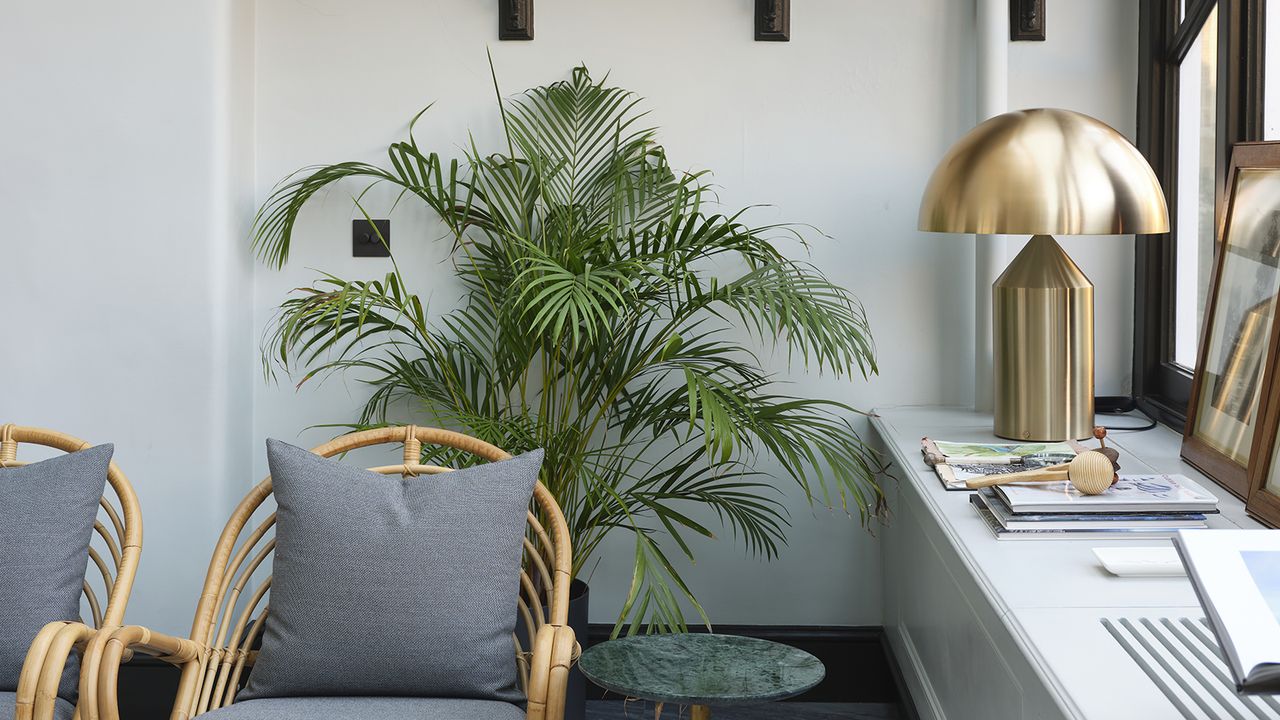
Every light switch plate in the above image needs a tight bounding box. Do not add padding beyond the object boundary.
[352,219,391,257]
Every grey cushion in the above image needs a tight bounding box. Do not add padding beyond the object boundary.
[0,443,111,702]
[241,440,542,702]
[203,696,524,720]
[0,691,75,720]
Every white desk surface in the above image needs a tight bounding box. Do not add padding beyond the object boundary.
[871,405,1265,720]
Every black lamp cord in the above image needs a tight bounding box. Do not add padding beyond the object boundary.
[1095,395,1159,432]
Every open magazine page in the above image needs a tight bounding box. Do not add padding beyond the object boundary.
[1176,530,1280,689]
[930,440,1075,462]
[922,438,1078,490]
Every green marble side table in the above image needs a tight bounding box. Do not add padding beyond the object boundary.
[577,633,825,718]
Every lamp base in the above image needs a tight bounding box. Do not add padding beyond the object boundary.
[993,235,1094,441]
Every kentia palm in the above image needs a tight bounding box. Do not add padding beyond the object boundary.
[254,66,883,635]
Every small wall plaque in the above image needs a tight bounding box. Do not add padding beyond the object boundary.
[499,0,533,41]
[1010,0,1045,41]
[755,0,789,42]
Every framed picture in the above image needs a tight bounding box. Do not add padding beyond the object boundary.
[1248,377,1280,527]
[1184,143,1280,499]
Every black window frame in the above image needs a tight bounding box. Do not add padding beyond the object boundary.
[1134,0,1264,429]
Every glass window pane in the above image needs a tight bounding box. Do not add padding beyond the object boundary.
[1174,6,1218,369]
[1266,2,1280,139]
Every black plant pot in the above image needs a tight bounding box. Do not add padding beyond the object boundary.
[564,579,590,720]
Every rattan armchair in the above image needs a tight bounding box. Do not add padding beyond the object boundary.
[83,426,576,720]
[4,425,142,720]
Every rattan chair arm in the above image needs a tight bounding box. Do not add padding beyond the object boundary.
[90,626,203,720]
[14,622,72,720]
[77,625,116,720]
[525,624,576,720]
[14,621,95,720]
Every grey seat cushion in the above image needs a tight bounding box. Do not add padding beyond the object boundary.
[0,443,111,702]
[241,440,542,702]
[203,696,524,720]
[0,687,76,720]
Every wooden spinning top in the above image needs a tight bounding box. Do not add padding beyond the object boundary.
[1093,426,1120,471]
[966,427,1120,495]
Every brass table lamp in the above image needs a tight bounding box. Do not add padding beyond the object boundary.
[919,109,1169,441]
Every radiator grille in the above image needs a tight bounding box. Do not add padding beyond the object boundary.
[1103,617,1280,719]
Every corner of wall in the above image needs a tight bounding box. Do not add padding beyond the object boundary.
[211,0,258,521]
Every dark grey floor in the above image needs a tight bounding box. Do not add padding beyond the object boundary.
[586,701,900,719]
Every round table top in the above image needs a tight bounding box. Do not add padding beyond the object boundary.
[576,633,825,707]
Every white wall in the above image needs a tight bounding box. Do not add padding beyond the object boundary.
[0,0,256,634]
[0,0,1141,632]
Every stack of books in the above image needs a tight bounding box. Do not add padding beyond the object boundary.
[970,473,1220,540]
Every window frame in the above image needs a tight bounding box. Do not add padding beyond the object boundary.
[1133,0,1264,429]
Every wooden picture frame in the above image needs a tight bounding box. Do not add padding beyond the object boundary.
[1183,142,1280,499]
[1246,382,1280,526]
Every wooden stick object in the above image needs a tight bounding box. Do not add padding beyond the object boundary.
[965,462,1068,488]
[966,450,1116,495]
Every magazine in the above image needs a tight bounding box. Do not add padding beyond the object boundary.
[994,474,1220,514]
[977,489,1206,530]
[921,438,1078,490]
[1175,530,1280,693]
[970,495,1184,540]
